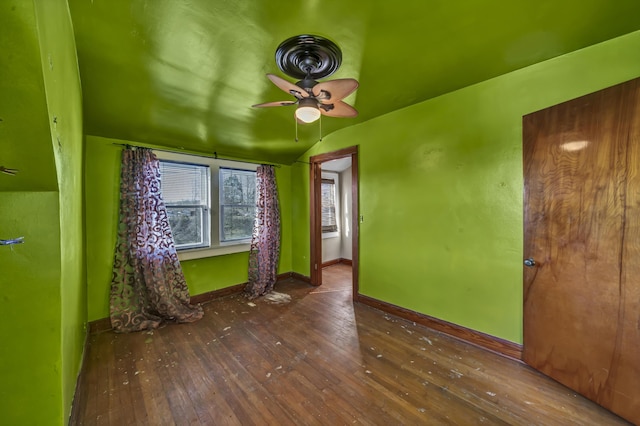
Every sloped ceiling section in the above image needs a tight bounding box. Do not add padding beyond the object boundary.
[68,0,640,164]
[1,0,58,191]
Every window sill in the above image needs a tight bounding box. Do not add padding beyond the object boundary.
[322,231,340,239]
[177,243,250,261]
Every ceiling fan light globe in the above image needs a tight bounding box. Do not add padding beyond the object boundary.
[296,105,321,123]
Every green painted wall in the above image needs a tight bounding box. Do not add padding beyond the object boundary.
[292,30,640,344]
[33,0,86,421]
[0,1,85,424]
[0,0,57,191]
[291,162,311,275]
[276,162,293,274]
[84,135,120,321]
[85,135,293,321]
[0,1,64,424]
[0,193,62,423]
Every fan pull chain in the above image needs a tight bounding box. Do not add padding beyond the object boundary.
[319,115,322,141]
[295,116,299,142]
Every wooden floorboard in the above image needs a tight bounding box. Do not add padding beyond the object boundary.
[71,264,631,425]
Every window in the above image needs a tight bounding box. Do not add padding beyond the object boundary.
[155,151,257,260]
[159,161,210,250]
[220,168,256,242]
[321,178,338,233]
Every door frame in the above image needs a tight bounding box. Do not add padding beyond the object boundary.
[309,146,359,298]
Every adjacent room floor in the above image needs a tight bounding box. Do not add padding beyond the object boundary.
[71,264,630,425]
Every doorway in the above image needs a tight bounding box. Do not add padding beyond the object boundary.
[309,146,359,299]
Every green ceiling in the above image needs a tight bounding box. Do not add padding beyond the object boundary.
[68,0,640,164]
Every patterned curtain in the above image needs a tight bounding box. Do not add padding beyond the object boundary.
[245,165,281,299]
[110,148,203,332]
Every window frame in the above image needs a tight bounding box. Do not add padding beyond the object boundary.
[154,150,258,261]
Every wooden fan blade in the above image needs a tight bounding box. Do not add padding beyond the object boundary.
[320,101,358,118]
[252,100,296,108]
[312,78,359,103]
[267,73,309,99]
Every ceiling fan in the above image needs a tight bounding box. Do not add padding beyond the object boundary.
[252,35,359,124]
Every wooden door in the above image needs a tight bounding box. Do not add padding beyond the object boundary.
[523,78,640,425]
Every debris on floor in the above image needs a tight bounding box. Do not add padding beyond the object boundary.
[263,291,291,304]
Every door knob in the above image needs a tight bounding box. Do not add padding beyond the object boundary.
[524,258,536,267]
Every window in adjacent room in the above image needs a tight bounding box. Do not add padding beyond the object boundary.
[321,178,338,233]
[156,151,257,260]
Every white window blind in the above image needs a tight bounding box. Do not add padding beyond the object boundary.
[160,162,209,204]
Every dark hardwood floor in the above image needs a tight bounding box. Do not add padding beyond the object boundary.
[71,264,630,425]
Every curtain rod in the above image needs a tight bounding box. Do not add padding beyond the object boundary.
[111,143,281,168]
